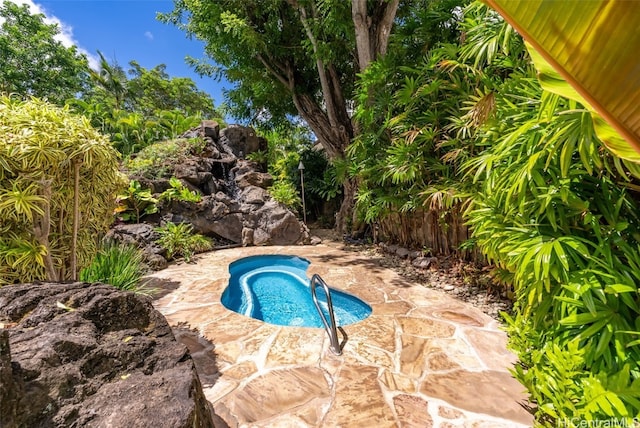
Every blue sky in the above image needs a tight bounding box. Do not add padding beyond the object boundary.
[8,0,231,110]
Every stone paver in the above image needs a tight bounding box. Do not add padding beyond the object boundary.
[149,243,533,427]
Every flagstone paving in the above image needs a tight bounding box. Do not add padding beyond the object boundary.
[149,242,533,427]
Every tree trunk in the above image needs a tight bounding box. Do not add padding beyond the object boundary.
[257,1,400,234]
[352,0,400,72]
[69,160,81,280]
[335,176,360,235]
[33,179,58,282]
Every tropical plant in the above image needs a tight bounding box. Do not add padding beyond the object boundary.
[347,0,472,247]
[454,2,640,422]
[79,242,153,295]
[73,55,222,155]
[88,51,129,109]
[268,180,302,211]
[0,97,122,283]
[159,177,202,203]
[115,180,158,223]
[0,1,90,104]
[155,222,211,262]
[126,61,220,119]
[485,0,640,161]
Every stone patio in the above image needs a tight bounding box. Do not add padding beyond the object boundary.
[149,242,533,427]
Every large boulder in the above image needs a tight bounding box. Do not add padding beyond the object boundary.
[0,328,21,427]
[219,125,264,157]
[250,201,309,245]
[0,282,215,428]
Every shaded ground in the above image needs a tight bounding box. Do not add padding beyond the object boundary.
[311,228,513,320]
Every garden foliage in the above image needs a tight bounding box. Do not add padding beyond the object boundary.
[155,222,211,263]
[256,124,340,220]
[79,242,152,295]
[115,180,158,223]
[0,97,122,284]
[124,138,207,179]
[457,5,640,422]
[351,1,640,423]
[159,177,202,203]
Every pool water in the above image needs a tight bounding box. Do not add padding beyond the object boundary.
[221,255,371,327]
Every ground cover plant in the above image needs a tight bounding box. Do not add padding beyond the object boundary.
[79,242,153,295]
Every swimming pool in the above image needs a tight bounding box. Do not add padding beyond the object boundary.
[221,255,371,327]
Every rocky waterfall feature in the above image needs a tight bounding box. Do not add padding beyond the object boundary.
[111,122,310,267]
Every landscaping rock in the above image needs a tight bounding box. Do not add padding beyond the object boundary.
[412,256,432,269]
[235,171,273,189]
[201,120,220,140]
[242,227,254,247]
[409,250,423,260]
[0,328,21,428]
[386,244,399,254]
[219,125,264,158]
[105,223,168,270]
[209,213,244,243]
[0,282,215,428]
[250,201,308,245]
[240,186,268,205]
[396,247,410,259]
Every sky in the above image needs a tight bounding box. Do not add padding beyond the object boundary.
[6,0,231,111]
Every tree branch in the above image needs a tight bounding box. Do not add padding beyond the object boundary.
[374,0,399,57]
[352,0,372,72]
[256,54,294,90]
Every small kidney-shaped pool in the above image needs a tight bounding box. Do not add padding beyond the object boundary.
[221,255,371,327]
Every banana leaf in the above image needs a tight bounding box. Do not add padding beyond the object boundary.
[484,0,640,161]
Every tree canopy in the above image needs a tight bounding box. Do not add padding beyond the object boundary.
[160,0,465,230]
[0,0,90,104]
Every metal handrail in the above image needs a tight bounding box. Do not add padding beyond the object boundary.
[310,274,343,355]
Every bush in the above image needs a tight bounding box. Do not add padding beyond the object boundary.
[79,242,153,295]
[115,180,158,223]
[462,44,640,427]
[155,222,211,262]
[268,180,302,210]
[159,177,202,203]
[124,137,206,179]
[0,97,123,284]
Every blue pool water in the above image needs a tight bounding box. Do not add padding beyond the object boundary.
[220,255,372,327]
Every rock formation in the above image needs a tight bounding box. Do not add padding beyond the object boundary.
[0,282,215,428]
[135,122,309,250]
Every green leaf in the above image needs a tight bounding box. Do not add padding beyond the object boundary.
[604,284,637,294]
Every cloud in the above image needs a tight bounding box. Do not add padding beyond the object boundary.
[144,31,153,41]
[3,0,100,69]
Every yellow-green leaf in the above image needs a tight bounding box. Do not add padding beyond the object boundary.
[486,0,640,160]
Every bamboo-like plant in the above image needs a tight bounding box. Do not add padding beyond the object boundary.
[456,2,640,422]
[0,96,123,284]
